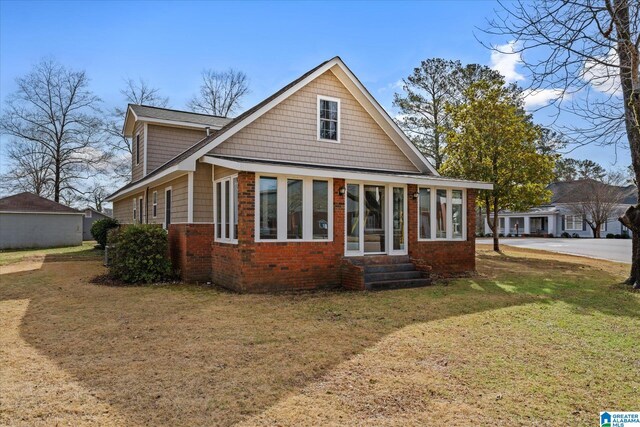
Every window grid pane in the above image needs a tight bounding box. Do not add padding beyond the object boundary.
[346,184,360,250]
[313,180,329,239]
[436,189,447,238]
[419,188,431,239]
[452,190,463,239]
[216,182,222,238]
[260,177,278,239]
[393,187,405,250]
[287,179,303,239]
[319,99,338,140]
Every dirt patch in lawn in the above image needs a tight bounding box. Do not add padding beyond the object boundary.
[0,246,637,426]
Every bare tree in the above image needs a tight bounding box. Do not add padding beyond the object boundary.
[567,176,627,238]
[0,59,106,202]
[0,140,53,197]
[188,69,249,117]
[485,0,640,284]
[105,78,170,181]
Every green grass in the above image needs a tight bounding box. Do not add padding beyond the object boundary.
[0,241,101,266]
[0,245,638,426]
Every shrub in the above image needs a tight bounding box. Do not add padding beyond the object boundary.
[606,233,615,239]
[615,234,622,239]
[547,233,554,238]
[108,224,173,284]
[621,231,631,239]
[91,217,119,248]
[571,233,580,238]
[476,232,485,237]
[561,232,570,238]
[507,233,513,237]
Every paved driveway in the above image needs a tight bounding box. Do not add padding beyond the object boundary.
[477,238,632,264]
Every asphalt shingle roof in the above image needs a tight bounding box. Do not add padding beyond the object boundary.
[129,105,233,128]
[0,192,81,213]
[548,180,638,205]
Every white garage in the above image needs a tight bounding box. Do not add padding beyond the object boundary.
[0,192,83,250]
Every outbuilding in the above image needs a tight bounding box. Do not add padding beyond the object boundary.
[0,192,83,249]
[82,207,112,241]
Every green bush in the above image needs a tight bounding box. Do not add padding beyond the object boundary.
[91,217,119,248]
[621,231,631,239]
[561,232,571,238]
[108,224,173,284]
[606,233,615,239]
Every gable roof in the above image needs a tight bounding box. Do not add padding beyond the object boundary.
[0,192,81,214]
[123,105,233,137]
[548,180,638,205]
[108,57,439,201]
[84,207,112,217]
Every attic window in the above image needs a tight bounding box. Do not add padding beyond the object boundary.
[317,96,340,143]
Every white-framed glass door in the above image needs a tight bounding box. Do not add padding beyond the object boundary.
[344,182,407,256]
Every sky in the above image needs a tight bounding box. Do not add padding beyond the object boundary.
[0,0,631,176]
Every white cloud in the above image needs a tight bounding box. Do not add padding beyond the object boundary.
[522,88,569,109]
[490,41,524,83]
[583,48,621,95]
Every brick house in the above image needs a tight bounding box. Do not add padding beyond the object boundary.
[107,57,492,292]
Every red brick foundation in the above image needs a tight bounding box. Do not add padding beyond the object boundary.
[168,223,214,282]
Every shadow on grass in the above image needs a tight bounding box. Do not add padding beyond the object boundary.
[0,248,635,426]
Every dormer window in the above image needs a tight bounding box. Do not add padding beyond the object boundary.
[317,96,340,143]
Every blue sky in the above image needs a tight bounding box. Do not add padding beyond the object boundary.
[0,0,630,170]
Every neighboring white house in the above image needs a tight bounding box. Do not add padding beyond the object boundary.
[0,192,83,249]
[479,180,637,238]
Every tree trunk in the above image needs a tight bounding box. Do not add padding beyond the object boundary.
[613,0,640,286]
[594,224,600,239]
[493,199,500,252]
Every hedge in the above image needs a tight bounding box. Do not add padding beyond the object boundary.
[108,224,173,284]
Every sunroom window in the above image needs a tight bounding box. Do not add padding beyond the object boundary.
[418,188,466,240]
[215,176,239,243]
[257,175,332,241]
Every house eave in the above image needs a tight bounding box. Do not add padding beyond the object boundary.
[202,155,492,189]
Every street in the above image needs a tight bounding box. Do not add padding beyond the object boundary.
[477,238,633,264]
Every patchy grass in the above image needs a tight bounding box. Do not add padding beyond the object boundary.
[0,241,100,266]
[0,246,638,426]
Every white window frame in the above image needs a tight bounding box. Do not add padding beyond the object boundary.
[85,210,92,218]
[138,196,144,224]
[416,187,467,242]
[164,186,172,229]
[255,174,334,242]
[214,174,239,244]
[317,95,341,144]
[343,181,408,257]
[565,214,583,231]
[152,191,158,218]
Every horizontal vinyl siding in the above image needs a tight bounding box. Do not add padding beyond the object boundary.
[194,163,213,223]
[113,192,144,224]
[146,125,206,173]
[211,69,419,172]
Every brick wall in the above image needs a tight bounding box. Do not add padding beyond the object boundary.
[168,223,214,282]
[211,173,346,292]
[407,186,477,276]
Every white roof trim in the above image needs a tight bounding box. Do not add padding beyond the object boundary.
[0,211,83,215]
[106,165,186,202]
[180,57,438,175]
[203,156,492,190]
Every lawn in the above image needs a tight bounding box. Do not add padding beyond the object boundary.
[0,244,638,426]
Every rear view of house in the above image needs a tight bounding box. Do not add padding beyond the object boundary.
[107,57,491,292]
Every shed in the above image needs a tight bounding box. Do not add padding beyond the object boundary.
[0,192,83,249]
[82,207,112,241]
